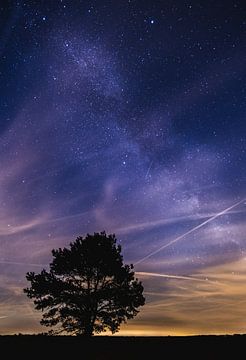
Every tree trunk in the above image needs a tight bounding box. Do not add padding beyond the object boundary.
[84,323,93,337]
[83,277,93,336]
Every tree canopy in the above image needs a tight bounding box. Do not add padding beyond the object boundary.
[24,231,145,336]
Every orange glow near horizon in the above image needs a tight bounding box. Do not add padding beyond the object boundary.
[2,257,246,336]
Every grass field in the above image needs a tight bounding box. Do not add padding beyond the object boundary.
[0,334,243,359]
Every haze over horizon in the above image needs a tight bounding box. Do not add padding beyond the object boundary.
[0,0,246,336]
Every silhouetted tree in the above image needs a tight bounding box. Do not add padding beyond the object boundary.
[24,231,145,336]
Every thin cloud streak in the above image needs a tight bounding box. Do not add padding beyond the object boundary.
[115,207,246,235]
[0,261,47,267]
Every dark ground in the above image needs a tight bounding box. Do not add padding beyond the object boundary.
[0,335,243,359]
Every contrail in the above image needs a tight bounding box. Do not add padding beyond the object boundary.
[135,198,245,265]
[135,271,220,285]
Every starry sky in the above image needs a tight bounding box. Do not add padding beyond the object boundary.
[0,0,246,335]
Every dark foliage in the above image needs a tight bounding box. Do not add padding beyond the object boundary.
[24,231,145,336]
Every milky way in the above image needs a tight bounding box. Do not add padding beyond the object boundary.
[0,1,246,335]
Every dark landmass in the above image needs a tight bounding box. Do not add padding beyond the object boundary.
[0,334,244,359]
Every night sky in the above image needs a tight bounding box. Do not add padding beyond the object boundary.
[0,0,246,335]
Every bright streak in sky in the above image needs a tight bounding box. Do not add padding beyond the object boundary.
[135,198,246,266]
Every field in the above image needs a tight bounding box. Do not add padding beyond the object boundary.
[0,335,243,359]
